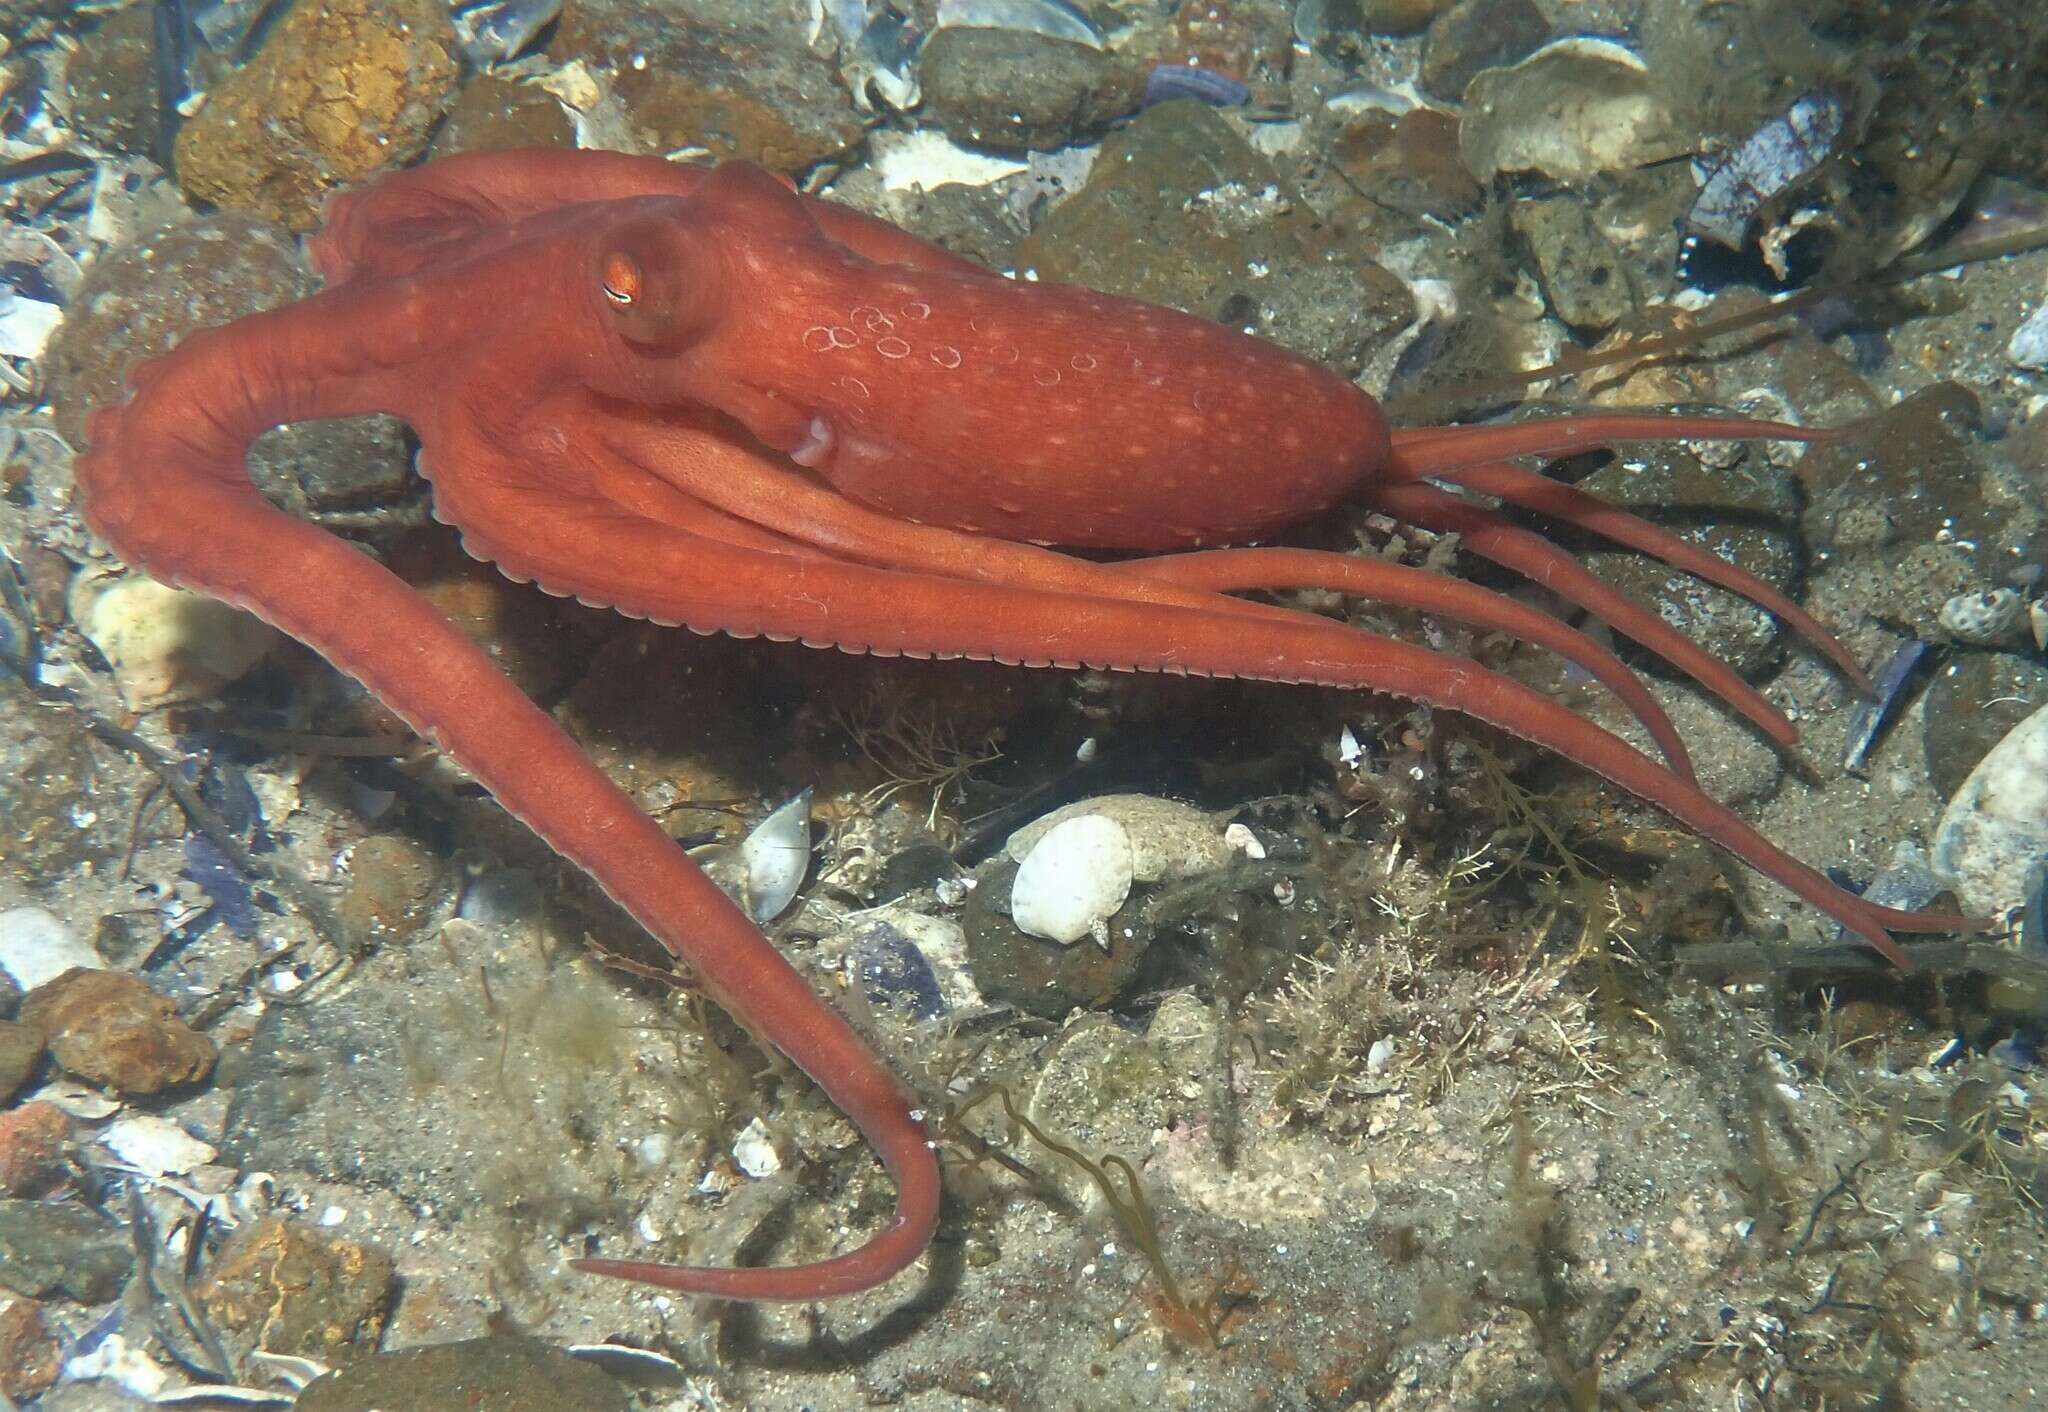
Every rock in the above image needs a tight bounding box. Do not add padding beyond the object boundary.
[1459,37,1688,183]
[1024,1020,1177,1207]
[964,855,1151,1018]
[18,968,217,1096]
[0,1199,133,1301]
[1418,0,1550,104]
[1923,654,2048,802]
[174,0,460,230]
[194,1218,396,1366]
[428,74,577,158]
[0,1020,43,1101]
[296,1337,626,1412]
[99,1113,217,1178]
[337,834,442,944]
[1006,794,1232,883]
[1802,385,2002,570]
[1016,101,1412,377]
[0,718,97,881]
[0,1297,61,1404]
[64,4,162,155]
[1936,587,2028,647]
[1364,0,1455,35]
[1931,704,2048,916]
[0,1102,67,1196]
[1574,442,1803,679]
[922,27,1137,153]
[1509,193,1635,334]
[0,907,101,993]
[70,570,279,710]
[45,211,413,514]
[2010,297,2048,370]
[1331,108,1482,222]
[550,0,863,173]
[1011,815,1136,944]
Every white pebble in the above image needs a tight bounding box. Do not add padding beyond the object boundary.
[732,1117,783,1178]
[0,905,100,990]
[2009,300,2048,370]
[1012,815,1134,945]
[100,1114,218,1177]
[1932,704,2048,915]
[69,569,278,710]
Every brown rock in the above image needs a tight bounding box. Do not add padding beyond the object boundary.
[0,1102,66,1196]
[430,75,576,158]
[18,968,216,1095]
[0,1019,43,1100]
[174,0,460,230]
[337,835,442,944]
[0,1298,61,1404]
[194,1218,396,1365]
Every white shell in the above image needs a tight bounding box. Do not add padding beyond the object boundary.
[740,789,812,922]
[1011,814,1134,945]
[0,904,99,990]
[69,570,279,710]
[1937,587,2025,645]
[1460,37,1687,183]
[1931,704,2048,915]
[732,1117,783,1178]
[101,1114,218,1177]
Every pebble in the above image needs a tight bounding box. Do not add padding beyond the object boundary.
[0,1101,67,1196]
[0,1199,134,1301]
[0,1018,43,1100]
[194,1218,395,1365]
[0,906,100,992]
[295,1336,626,1412]
[1931,704,2048,916]
[1937,587,2028,646]
[922,26,1134,153]
[1012,815,1134,945]
[18,968,217,1096]
[0,1298,60,1404]
[69,570,279,710]
[1459,36,1686,182]
[2009,298,2048,371]
[99,1112,217,1177]
[1417,0,1550,103]
[1006,794,1231,883]
[1921,653,2048,801]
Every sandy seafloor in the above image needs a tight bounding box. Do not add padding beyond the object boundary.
[3,1,2048,1408]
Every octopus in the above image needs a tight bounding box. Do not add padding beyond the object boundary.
[73,149,1971,1304]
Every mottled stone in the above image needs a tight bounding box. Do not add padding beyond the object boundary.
[174,0,460,230]
[0,1019,42,1101]
[64,4,161,155]
[922,27,1137,154]
[964,856,1150,1018]
[1922,653,2048,801]
[0,1296,61,1404]
[1016,101,1413,376]
[337,835,442,945]
[0,1200,133,1302]
[193,1218,396,1365]
[46,212,413,515]
[0,701,97,879]
[1801,384,1999,569]
[297,1337,626,1412]
[429,74,577,158]
[0,1101,65,1196]
[552,0,862,173]
[1332,108,1481,221]
[1509,193,1635,334]
[1419,0,1551,103]
[19,968,217,1095]
[1024,1020,1176,1207]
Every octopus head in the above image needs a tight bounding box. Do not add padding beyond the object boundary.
[584,209,728,395]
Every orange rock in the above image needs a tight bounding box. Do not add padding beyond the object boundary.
[18,968,216,1095]
[0,1298,61,1403]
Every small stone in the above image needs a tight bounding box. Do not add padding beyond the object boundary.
[99,1113,217,1177]
[1012,816,1135,945]
[18,968,217,1096]
[336,835,442,944]
[1932,704,2048,916]
[1364,0,1454,35]
[295,1337,626,1412]
[194,1218,396,1365]
[1509,193,1635,334]
[0,1102,67,1196]
[2009,298,2048,371]
[0,1199,134,1301]
[922,27,1137,154]
[0,1297,62,1404]
[1418,0,1551,104]
[1331,108,1482,222]
[173,0,460,230]
[70,571,280,710]
[0,1020,43,1101]
[1459,37,1687,182]
[0,907,101,993]
[428,74,576,158]
[1936,587,2027,646]
[1006,794,1231,883]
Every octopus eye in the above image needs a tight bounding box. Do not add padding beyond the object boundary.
[599,251,642,307]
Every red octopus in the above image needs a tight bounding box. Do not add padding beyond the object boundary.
[73,149,1968,1303]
